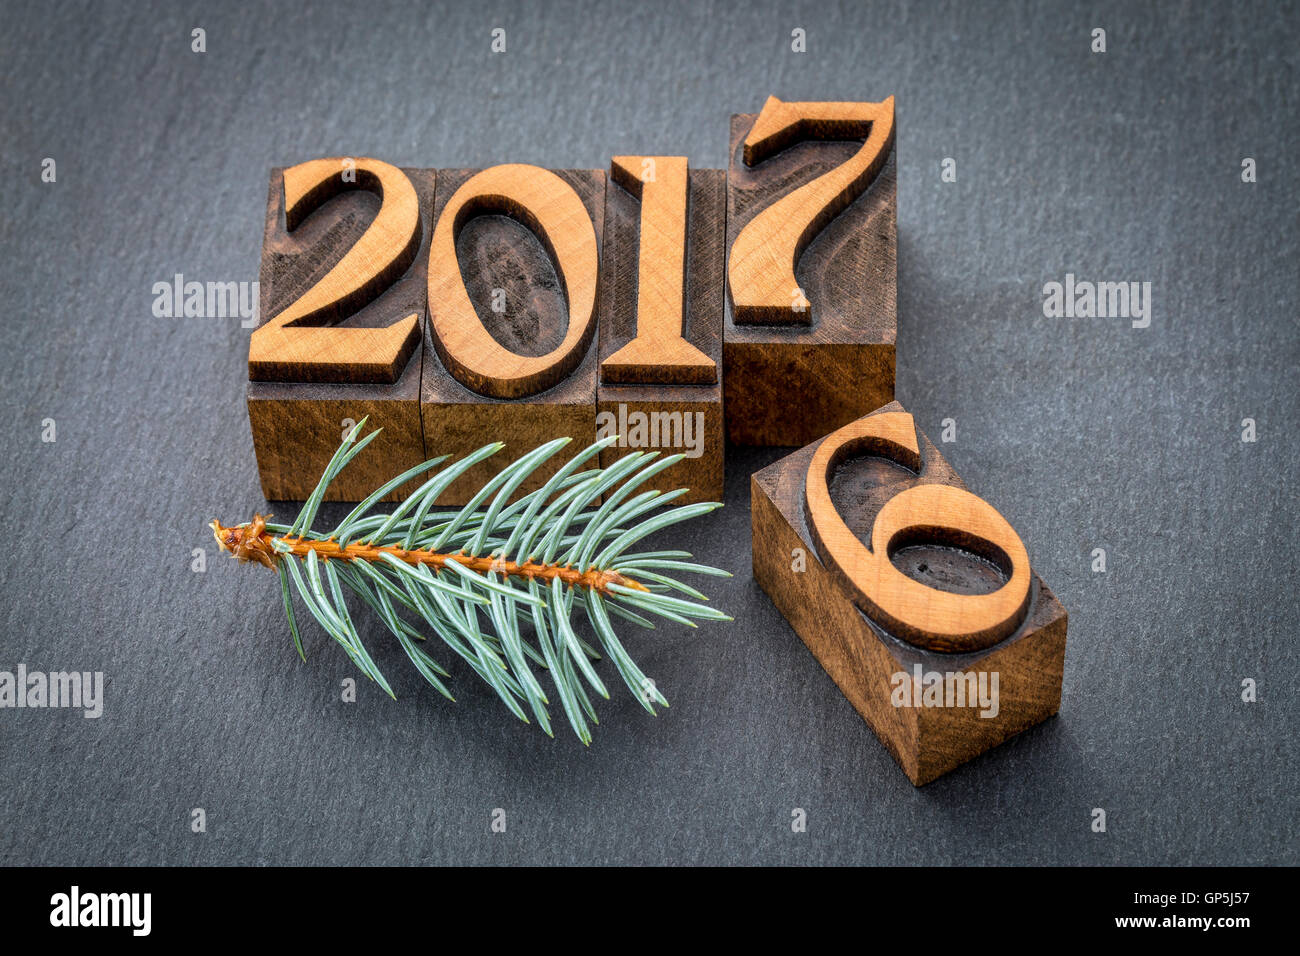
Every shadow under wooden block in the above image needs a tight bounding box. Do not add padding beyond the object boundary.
[420,168,603,505]
[247,165,434,502]
[724,109,896,447]
[751,401,1067,785]
[597,166,725,503]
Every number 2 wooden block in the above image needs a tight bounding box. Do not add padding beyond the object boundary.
[724,97,898,446]
[751,401,1068,785]
[247,159,433,501]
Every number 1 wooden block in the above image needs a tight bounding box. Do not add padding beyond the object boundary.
[724,97,897,446]
[751,401,1068,785]
[596,159,725,503]
[247,160,433,502]
[419,166,603,505]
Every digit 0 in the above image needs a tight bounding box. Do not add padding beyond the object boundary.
[426,164,599,399]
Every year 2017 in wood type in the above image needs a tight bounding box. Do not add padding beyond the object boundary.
[751,402,1068,785]
[244,95,900,501]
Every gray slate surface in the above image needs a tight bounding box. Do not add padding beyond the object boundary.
[0,0,1295,866]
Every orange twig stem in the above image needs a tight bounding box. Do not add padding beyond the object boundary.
[209,514,648,595]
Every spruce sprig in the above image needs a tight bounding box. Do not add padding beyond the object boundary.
[210,419,731,743]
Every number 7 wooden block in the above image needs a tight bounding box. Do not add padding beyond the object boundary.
[751,402,1068,785]
[724,97,897,446]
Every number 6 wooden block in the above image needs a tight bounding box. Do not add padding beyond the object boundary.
[751,402,1068,785]
[725,97,897,446]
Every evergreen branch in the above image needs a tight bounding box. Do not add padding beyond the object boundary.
[210,418,731,743]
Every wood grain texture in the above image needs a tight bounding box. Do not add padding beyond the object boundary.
[419,168,603,505]
[247,166,434,502]
[751,401,1067,786]
[248,158,423,384]
[597,165,724,503]
[724,101,897,447]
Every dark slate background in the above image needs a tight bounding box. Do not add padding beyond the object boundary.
[1,0,1295,866]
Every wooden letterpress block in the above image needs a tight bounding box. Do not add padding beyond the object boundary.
[751,401,1067,785]
[724,97,897,447]
[596,159,724,503]
[420,166,603,505]
[247,159,433,502]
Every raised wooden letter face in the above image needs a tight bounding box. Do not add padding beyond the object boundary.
[729,96,895,326]
[248,157,423,384]
[750,402,1067,785]
[600,157,715,385]
[804,410,1031,652]
[427,164,599,400]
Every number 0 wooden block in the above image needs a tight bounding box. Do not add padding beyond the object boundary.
[725,97,897,446]
[596,159,725,502]
[419,166,603,505]
[247,161,433,502]
[751,402,1067,785]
